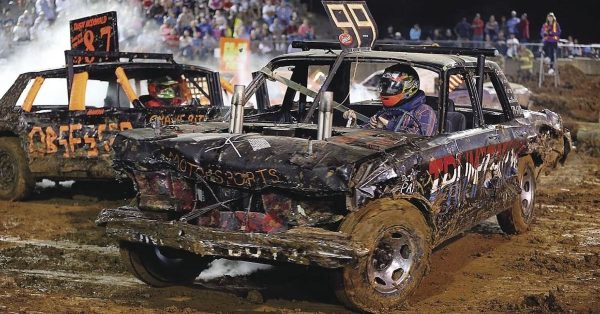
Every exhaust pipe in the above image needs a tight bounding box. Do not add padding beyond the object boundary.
[317,91,334,140]
[229,85,245,134]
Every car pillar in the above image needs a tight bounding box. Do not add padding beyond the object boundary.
[317,91,334,140]
[229,85,245,134]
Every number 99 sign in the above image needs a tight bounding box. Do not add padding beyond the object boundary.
[69,11,119,64]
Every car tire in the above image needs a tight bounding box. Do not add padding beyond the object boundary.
[333,199,431,313]
[0,137,34,201]
[119,241,211,287]
[497,156,536,234]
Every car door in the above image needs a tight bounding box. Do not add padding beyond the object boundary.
[428,67,520,241]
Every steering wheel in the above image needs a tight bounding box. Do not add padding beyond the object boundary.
[391,109,425,135]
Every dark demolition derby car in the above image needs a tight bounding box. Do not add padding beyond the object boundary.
[0,51,224,200]
[97,43,571,313]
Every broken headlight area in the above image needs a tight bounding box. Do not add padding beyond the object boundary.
[131,170,346,234]
[133,170,196,212]
[194,190,346,234]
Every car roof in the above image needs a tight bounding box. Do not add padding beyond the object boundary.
[20,62,216,77]
[270,49,489,70]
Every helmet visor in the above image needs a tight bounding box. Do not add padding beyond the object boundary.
[379,72,406,96]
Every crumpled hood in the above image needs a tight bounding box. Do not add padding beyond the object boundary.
[112,123,422,193]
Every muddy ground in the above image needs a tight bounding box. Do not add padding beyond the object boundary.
[0,152,598,313]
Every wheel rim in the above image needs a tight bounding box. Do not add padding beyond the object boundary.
[153,246,185,268]
[367,227,416,294]
[0,151,16,192]
[520,166,535,222]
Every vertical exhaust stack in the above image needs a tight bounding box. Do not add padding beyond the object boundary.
[317,91,334,140]
[229,85,246,134]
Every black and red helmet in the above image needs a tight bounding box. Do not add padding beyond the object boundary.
[379,64,420,107]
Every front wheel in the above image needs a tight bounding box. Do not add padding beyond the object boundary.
[0,137,34,201]
[119,242,211,287]
[333,199,432,313]
[497,156,537,234]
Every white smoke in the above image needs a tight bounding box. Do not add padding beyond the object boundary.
[198,258,272,281]
[0,0,159,96]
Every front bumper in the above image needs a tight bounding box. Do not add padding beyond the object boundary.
[97,207,368,269]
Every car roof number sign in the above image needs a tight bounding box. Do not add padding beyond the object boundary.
[69,11,119,64]
[322,1,378,52]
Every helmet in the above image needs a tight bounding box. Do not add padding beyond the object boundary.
[379,64,420,107]
[149,77,179,99]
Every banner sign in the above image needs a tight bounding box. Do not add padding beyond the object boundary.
[69,11,119,64]
[219,38,250,74]
[322,1,378,51]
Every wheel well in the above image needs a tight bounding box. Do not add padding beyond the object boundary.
[406,198,437,243]
[0,131,19,137]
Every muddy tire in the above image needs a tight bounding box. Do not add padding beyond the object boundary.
[333,199,432,313]
[0,137,34,201]
[497,156,537,234]
[119,242,211,287]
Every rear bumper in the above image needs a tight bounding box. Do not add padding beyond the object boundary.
[97,207,368,269]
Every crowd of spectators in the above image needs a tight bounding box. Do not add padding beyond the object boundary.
[381,10,599,60]
[0,0,317,60]
[141,0,316,61]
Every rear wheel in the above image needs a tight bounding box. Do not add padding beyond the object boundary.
[497,156,537,234]
[333,199,431,313]
[0,137,34,201]
[119,242,211,287]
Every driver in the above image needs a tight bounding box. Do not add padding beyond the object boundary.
[144,77,185,108]
[344,64,437,136]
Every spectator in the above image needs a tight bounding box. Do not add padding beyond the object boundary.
[517,44,534,81]
[506,10,520,36]
[518,13,530,42]
[269,17,285,36]
[540,12,561,74]
[165,28,180,53]
[191,31,203,59]
[35,0,56,24]
[485,15,499,40]
[572,39,583,57]
[19,10,33,28]
[208,0,224,11]
[394,31,403,41]
[297,18,314,40]
[454,17,471,40]
[176,6,194,32]
[179,29,193,59]
[12,16,29,41]
[286,20,298,37]
[495,31,507,55]
[471,13,484,42]
[409,24,421,41]
[160,20,174,41]
[506,33,519,58]
[197,17,213,37]
[444,28,455,41]
[147,0,166,24]
[432,28,443,41]
[499,15,508,35]
[384,25,395,40]
[163,10,177,28]
[259,34,274,54]
[29,11,49,40]
[277,1,293,24]
[201,33,218,58]
[262,0,276,25]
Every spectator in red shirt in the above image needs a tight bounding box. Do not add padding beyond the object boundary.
[518,13,530,43]
[471,13,484,42]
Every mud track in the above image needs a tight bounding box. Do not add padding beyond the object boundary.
[0,154,599,313]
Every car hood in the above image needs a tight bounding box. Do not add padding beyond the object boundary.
[112,123,424,193]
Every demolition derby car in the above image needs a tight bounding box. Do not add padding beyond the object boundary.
[97,41,571,312]
[0,50,224,200]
